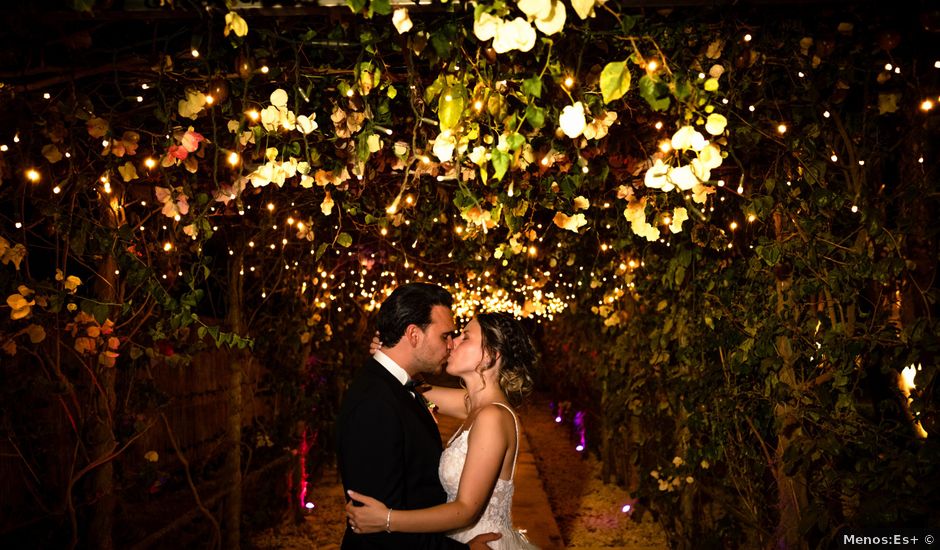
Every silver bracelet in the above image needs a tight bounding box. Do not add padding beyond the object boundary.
[385,508,393,533]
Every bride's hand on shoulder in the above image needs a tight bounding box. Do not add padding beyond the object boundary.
[368,332,382,355]
[345,490,388,534]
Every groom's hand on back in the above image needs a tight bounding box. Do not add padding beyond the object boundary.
[467,532,501,549]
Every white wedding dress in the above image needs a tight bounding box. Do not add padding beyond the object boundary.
[438,403,539,550]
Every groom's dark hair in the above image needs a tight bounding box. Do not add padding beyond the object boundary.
[377,283,453,346]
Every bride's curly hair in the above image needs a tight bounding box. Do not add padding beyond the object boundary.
[475,312,536,406]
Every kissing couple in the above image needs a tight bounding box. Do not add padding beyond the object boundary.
[337,282,540,549]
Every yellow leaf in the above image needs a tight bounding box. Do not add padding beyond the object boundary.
[26,324,46,343]
[118,161,138,182]
[2,340,16,356]
[42,144,63,163]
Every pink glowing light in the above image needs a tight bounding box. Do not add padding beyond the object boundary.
[555,416,562,423]
[575,444,584,452]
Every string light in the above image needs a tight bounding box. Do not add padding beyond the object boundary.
[261,66,270,74]
[163,242,173,252]
[26,168,40,182]
[247,110,260,121]
[191,48,200,58]
[776,124,787,134]
[205,95,214,105]
[228,151,239,165]
[563,76,574,88]
[744,33,752,42]
[267,202,275,211]
[921,99,934,112]
[144,157,156,169]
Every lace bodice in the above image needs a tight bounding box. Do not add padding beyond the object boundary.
[438,404,538,550]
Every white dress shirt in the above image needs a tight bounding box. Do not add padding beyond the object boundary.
[373,350,410,386]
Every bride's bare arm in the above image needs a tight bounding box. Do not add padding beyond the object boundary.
[346,406,510,533]
[425,386,469,419]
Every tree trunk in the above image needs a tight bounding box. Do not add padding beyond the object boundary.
[772,211,808,549]
[223,248,246,549]
[85,191,124,549]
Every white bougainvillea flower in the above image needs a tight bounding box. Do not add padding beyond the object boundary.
[705,113,727,135]
[432,132,457,162]
[493,17,536,53]
[155,186,190,217]
[690,158,712,182]
[582,110,617,140]
[321,192,334,216]
[474,12,502,42]
[669,207,689,233]
[468,145,487,165]
[270,89,289,109]
[367,133,382,153]
[392,8,413,34]
[697,143,723,169]
[260,105,281,132]
[224,11,248,37]
[671,126,707,151]
[183,224,199,239]
[519,0,553,20]
[573,196,590,210]
[644,159,672,191]
[691,182,714,204]
[296,114,318,134]
[559,102,587,138]
[553,212,587,232]
[571,0,605,20]
[180,127,205,153]
[667,164,700,191]
[178,90,207,119]
[534,0,566,35]
[708,64,725,78]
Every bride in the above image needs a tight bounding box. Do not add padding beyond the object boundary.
[346,311,539,549]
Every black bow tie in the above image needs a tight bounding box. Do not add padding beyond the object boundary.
[404,380,421,393]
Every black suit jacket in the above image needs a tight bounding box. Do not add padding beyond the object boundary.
[337,358,468,550]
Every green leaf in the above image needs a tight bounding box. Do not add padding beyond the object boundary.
[522,76,542,98]
[197,326,207,339]
[525,104,546,130]
[600,60,631,103]
[337,232,353,247]
[345,0,367,13]
[438,85,466,131]
[505,132,525,151]
[316,243,327,260]
[491,149,510,182]
[371,0,391,15]
[638,75,670,111]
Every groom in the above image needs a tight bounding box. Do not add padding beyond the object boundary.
[336,283,499,549]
